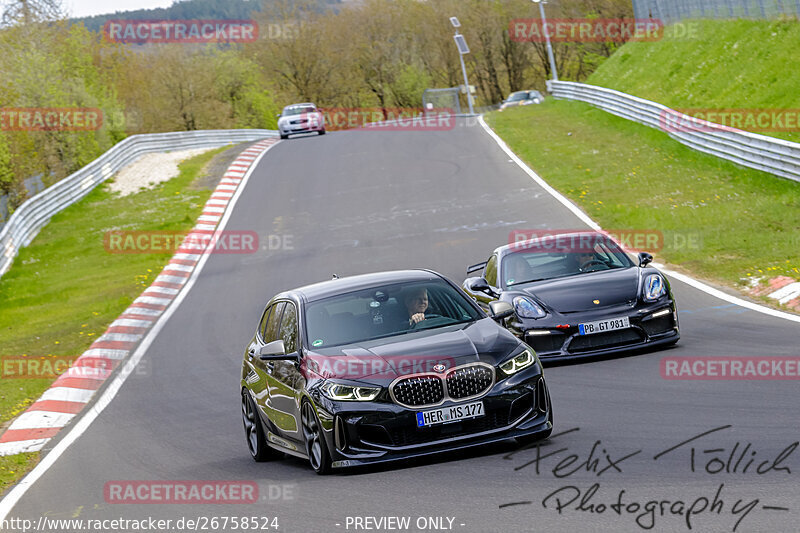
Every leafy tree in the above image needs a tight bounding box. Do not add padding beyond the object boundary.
[2,0,63,26]
[0,133,13,197]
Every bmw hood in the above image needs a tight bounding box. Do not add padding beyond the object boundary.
[303,318,521,384]
[521,267,640,313]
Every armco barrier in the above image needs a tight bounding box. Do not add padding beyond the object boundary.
[0,129,278,278]
[547,80,800,183]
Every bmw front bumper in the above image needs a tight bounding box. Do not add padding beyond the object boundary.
[312,367,552,469]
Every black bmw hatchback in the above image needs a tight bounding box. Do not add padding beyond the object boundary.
[241,270,553,473]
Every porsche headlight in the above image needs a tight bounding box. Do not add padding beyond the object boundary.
[500,348,536,376]
[320,382,381,401]
[513,296,546,319]
[643,274,667,301]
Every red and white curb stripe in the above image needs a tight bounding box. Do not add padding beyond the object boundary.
[0,138,278,456]
[750,275,800,311]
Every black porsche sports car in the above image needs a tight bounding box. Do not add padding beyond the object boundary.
[241,270,553,474]
[462,231,679,361]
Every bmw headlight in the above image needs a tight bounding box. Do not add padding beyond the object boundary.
[513,296,546,319]
[643,274,667,301]
[500,348,536,376]
[320,382,381,401]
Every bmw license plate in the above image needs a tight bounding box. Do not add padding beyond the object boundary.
[416,401,484,427]
[578,316,630,335]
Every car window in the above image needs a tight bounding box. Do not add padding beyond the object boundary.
[263,302,286,343]
[502,238,634,286]
[484,254,498,287]
[304,279,482,348]
[279,303,299,353]
[258,306,273,340]
[593,241,628,268]
[283,106,316,116]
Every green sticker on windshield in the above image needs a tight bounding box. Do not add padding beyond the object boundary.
[312,339,324,347]
[507,279,515,285]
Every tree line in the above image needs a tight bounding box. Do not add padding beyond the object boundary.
[0,0,631,213]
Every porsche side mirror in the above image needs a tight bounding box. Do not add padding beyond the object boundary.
[469,277,490,292]
[466,277,497,297]
[489,300,514,321]
[638,252,653,267]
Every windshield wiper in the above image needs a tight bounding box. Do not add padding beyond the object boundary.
[508,278,547,286]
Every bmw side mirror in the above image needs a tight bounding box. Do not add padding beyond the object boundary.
[259,340,298,361]
[489,300,514,321]
[638,252,653,267]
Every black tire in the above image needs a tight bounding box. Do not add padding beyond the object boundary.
[280,133,288,140]
[301,401,331,475]
[318,129,326,135]
[241,389,278,462]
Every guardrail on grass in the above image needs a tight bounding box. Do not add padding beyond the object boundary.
[0,129,278,278]
[547,80,800,184]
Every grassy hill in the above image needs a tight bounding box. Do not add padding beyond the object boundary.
[586,19,800,142]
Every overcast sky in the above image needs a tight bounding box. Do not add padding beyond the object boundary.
[66,0,175,18]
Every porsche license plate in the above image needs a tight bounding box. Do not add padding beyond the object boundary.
[578,316,630,335]
[416,401,484,427]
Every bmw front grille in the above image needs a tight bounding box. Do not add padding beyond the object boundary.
[389,363,495,408]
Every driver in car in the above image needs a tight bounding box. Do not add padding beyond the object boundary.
[574,250,609,272]
[403,287,429,327]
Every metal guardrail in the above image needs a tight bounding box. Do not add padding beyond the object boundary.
[633,0,800,24]
[547,80,800,184]
[0,129,278,278]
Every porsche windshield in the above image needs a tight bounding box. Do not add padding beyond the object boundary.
[503,237,633,287]
[304,280,482,349]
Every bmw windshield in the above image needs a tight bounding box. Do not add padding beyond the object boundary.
[304,279,483,349]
